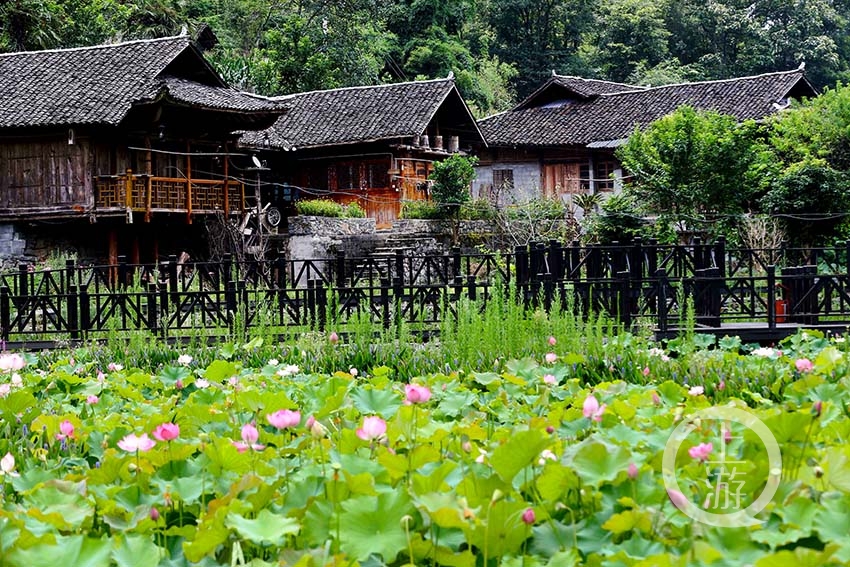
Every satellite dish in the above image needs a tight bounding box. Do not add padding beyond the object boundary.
[251,155,262,168]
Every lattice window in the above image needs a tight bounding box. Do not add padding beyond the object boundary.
[596,161,616,192]
[493,169,514,191]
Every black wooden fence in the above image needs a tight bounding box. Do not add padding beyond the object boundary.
[4,238,850,345]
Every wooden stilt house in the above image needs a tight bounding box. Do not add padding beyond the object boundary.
[0,33,284,265]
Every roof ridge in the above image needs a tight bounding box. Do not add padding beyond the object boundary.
[159,75,279,101]
[271,77,454,100]
[0,35,190,59]
[554,74,643,88]
[599,68,804,97]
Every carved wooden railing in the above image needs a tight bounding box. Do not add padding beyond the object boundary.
[95,170,245,219]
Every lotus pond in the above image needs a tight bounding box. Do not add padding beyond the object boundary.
[0,330,849,566]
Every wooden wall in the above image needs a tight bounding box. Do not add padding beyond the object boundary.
[0,136,92,210]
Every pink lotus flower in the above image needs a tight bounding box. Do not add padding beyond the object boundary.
[117,433,156,452]
[329,331,339,344]
[194,378,210,389]
[667,488,689,511]
[107,362,124,372]
[688,442,713,462]
[86,395,99,404]
[724,429,732,444]
[404,384,432,404]
[688,385,704,396]
[150,507,160,521]
[0,384,9,398]
[305,415,327,438]
[548,336,557,346]
[152,422,180,442]
[177,354,193,366]
[642,367,650,377]
[356,415,387,441]
[543,374,556,385]
[0,453,18,476]
[813,400,823,418]
[232,422,265,452]
[56,420,75,440]
[795,358,814,373]
[544,352,557,364]
[582,394,606,422]
[627,462,639,480]
[0,353,25,372]
[349,367,359,377]
[267,409,301,429]
[652,392,661,405]
[521,508,535,525]
[717,380,726,391]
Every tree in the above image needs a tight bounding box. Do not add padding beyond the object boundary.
[429,155,478,244]
[616,106,769,239]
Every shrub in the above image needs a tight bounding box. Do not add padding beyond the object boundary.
[296,199,366,218]
[460,198,498,220]
[400,200,445,219]
[344,202,366,218]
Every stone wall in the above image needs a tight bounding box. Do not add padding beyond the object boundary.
[0,223,29,268]
[473,162,541,204]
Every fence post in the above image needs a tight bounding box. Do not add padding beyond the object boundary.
[18,264,28,300]
[68,285,79,340]
[630,237,643,279]
[451,247,461,279]
[543,272,553,312]
[306,279,316,329]
[65,259,76,290]
[515,245,528,285]
[767,265,776,330]
[316,279,326,331]
[335,250,346,288]
[466,274,477,301]
[0,286,9,343]
[393,276,403,329]
[395,250,405,285]
[656,269,668,334]
[168,254,178,303]
[845,240,850,276]
[118,255,128,289]
[548,240,561,280]
[617,270,632,328]
[276,253,288,290]
[79,285,91,336]
[380,277,390,329]
[147,283,158,335]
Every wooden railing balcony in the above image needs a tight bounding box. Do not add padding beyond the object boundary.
[95,169,245,221]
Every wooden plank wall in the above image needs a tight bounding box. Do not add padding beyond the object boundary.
[0,138,91,207]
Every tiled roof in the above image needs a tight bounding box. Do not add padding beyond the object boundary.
[549,75,643,97]
[481,69,815,147]
[241,79,474,150]
[0,36,280,129]
[159,76,280,113]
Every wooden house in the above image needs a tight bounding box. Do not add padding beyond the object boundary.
[475,69,817,205]
[240,77,485,229]
[0,33,284,265]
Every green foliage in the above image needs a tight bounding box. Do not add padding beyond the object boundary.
[581,193,647,244]
[429,155,478,210]
[503,197,567,221]
[400,200,445,220]
[617,106,768,238]
[295,198,364,218]
[762,163,850,246]
[459,197,498,220]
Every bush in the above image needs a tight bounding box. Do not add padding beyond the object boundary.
[400,200,445,219]
[295,199,366,218]
[344,202,366,218]
[459,198,498,220]
[503,197,567,221]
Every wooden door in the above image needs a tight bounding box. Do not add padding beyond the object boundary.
[365,188,400,229]
[542,163,581,198]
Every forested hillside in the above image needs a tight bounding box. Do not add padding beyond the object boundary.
[2,0,849,116]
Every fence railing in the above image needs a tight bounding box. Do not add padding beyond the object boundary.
[4,239,850,344]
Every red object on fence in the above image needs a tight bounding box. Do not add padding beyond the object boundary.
[775,299,788,323]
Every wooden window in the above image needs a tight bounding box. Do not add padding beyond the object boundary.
[365,162,389,189]
[337,163,357,190]
[493,169,514,190]
[596,161,616,192]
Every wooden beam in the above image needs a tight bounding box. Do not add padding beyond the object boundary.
[186,141,193,224]
[223,142,230,216]
[108,228,118,285]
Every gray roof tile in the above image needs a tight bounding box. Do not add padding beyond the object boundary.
[241,79,464,150]
[0,36,281,129]
[481,70,815,147]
